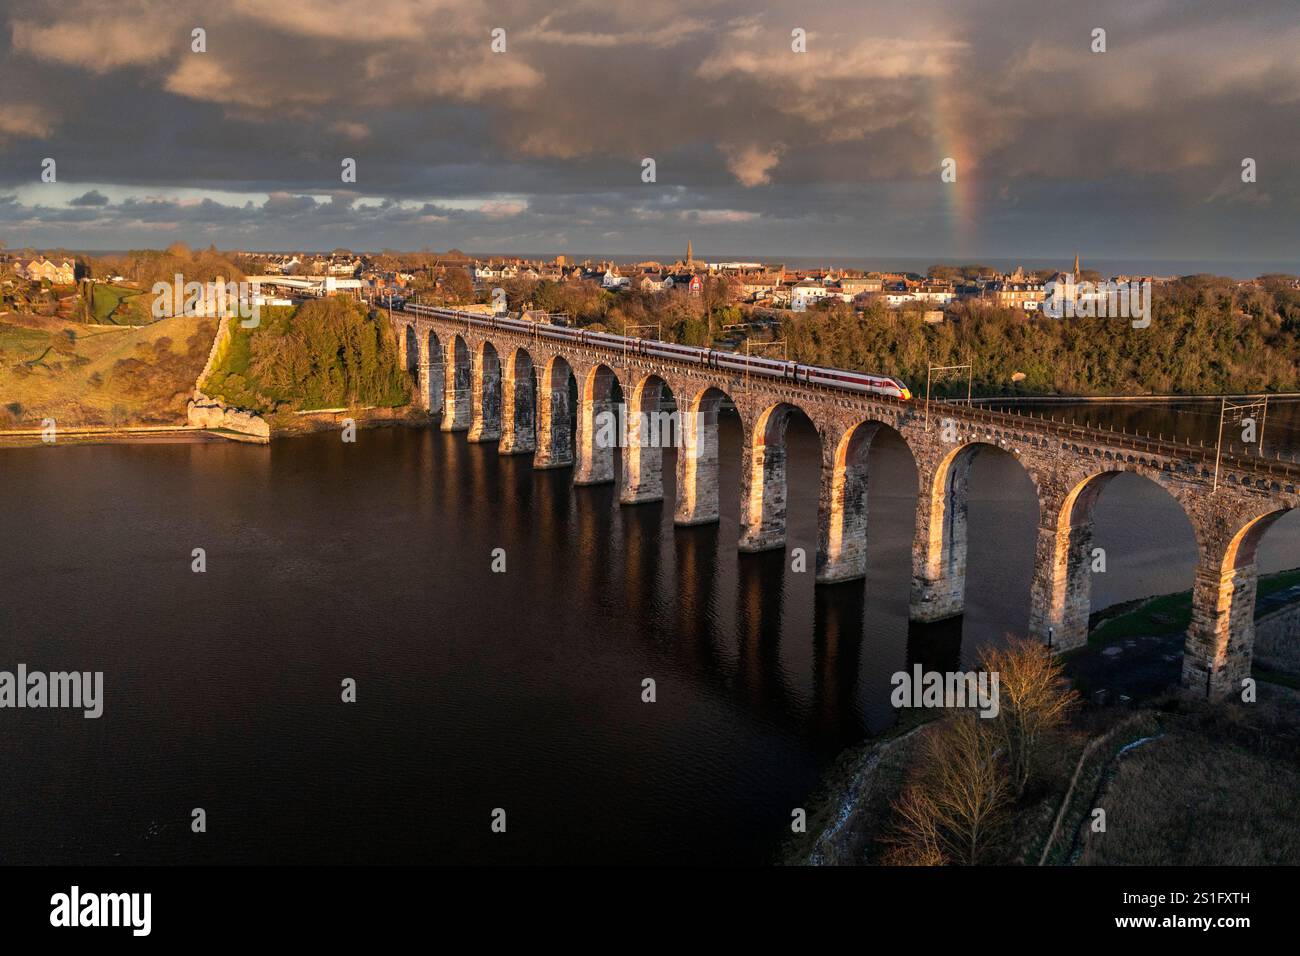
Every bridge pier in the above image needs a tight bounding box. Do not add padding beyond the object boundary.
[467,344,502,443]
[674,397,720,525]
[441,337,471,432]
[738,414,788,552]
[1028,521,1094,651]
[909,452,971,622]
[574,366,616,485]
[420,361,442,415]
[499,350,535,455]
[621,377,666,505]
[533,358,573,470]
[1183,562,1257,700]
[816,423,878,584]
[421,331,442,415]
[1179,512,1283,700]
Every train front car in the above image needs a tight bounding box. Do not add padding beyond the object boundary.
[801,364,913,400]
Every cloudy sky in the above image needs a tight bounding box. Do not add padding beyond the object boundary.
[1,0,1298,264]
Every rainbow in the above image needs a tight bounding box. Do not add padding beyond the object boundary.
[928,71,976,257]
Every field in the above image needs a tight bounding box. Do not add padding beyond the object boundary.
[1077,695,1300,865]
[90,283,151,325]
[0,312,216,427]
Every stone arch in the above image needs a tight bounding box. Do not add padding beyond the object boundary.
[400,324,428,414]
[441,334,471,431]
[575,363,621,485]
[467,340,502,442]
[816,418,916,584]
[621,373,673,505]
[739,401,817,552]
[1223,508,1291,570]
[499,347,536,455]
[1029,467,1197,652]
[911,440,1039,623]
[424,328,443,414]
[1183,505,1294,698]
[534,354,574,469]
[402,325,418,382]
[675,385,732,526]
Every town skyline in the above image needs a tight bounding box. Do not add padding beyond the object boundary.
[5,240,1293,283]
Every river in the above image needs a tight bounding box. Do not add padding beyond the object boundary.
[1,411,1296,864]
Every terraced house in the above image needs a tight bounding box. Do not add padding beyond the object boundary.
[11,256,76,285]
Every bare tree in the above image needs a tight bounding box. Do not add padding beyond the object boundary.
[979,637,1079,798]
[881,786,947,866]
[885,713,1011,865]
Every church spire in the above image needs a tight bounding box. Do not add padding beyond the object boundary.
[1073,251,1080,277]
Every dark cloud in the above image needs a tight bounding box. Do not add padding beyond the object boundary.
[68,189,109,206]
[0,0,1296,263]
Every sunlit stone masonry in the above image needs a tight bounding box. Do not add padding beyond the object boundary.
[394,311,1300,701]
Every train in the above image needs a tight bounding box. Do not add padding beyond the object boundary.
[400,303,913,401]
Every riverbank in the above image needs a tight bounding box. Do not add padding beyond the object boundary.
[788,573,1300,866]
[788,689,1300,866]
[0,424,248,447]
[1068,566,1300,698]
[0,409,431,448]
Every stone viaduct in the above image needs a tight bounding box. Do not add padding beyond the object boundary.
[392,310,1299,701]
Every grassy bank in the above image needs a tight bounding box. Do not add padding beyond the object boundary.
[1076,695,1300,865]
[1084,566,1300,689]
[795,692,1300,867]
[779,712,935,865]
[0,313,216,428]
[794,572,1300,866]
[89,283,150,325]
[1086,567,1300,640]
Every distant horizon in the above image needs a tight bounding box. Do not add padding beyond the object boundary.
[14,246,1297,281]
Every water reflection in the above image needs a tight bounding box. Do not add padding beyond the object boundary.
[811,585,866,738]
[1,408,1296,864]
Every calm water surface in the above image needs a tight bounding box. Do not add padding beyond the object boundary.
[2,414,1296,864]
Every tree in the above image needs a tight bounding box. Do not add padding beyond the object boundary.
[979,638,1079,798]
[229,297,408,411]
[885,713,1011,865]
[438,267,474,304]
[880,786,947,866]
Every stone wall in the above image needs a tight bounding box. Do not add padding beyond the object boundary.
[186,391,271,440]
[187,313,271,441]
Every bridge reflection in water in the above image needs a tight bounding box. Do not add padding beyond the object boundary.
[395,310,1300,700]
